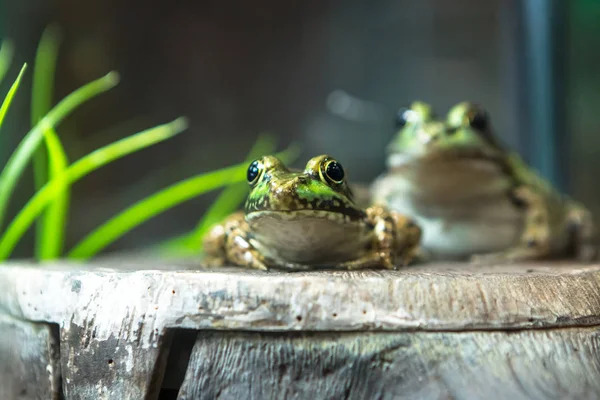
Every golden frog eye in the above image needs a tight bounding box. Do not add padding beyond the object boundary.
[246,159,264,186]
[320,159,345,185]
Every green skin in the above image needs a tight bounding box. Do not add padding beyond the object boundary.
[203,155,421,270]
[371,101,597,263]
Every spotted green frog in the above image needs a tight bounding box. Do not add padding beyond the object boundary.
[203,155,422,270]
[371,101,597,263]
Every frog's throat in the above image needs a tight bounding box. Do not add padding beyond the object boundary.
[246,209,365,223]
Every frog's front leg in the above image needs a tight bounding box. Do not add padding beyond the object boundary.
[202,211,268,270]
[340,205,422,270]
[471,186,551,264]
[567,202,598,262]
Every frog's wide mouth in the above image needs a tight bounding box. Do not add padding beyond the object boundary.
[387,146,502,170]
[245,208,365,223]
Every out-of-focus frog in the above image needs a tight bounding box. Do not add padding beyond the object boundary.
[203,154,422,270]
[371,101,597,263]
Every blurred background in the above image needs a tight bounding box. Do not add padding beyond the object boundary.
[0,0,598,257]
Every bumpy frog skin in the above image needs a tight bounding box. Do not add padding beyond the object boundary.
[371,101,597,263]
[203,155,422,270]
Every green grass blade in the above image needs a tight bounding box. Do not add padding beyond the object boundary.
[0,71,119,230]
[37,125,69,260]
[0,117,187,260]
[31,25,63,257]
[156,135,278,255]
[189,134,277,245]
[183,139,301,254]
[0,63,26,131]
[154,181,250,257]
[154,232,196,254]
[152,142,302,256]
[66,162,251,260]
[0,40,14,85]
[31,25,62,127]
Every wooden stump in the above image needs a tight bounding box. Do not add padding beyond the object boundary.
[0,261,599,399]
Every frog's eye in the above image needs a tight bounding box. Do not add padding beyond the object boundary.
[394,107,411,129]
[395,107,423,129]
[247,159,263,186]
[467,108,489,131]
[321,159,345,184]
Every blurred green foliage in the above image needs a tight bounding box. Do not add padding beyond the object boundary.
[0,28,301,262]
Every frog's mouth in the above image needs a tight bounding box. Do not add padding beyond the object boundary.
[246,208,365,223]
[245,196,366,221]
[387,146,504,170]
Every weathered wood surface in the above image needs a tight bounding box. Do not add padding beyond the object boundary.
[178,329,600,400]
[59,320,172,400]
[1,261,600,333]
[0,260,599,399]
[0,314,61,399]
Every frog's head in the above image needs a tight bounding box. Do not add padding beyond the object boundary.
[386,101,503,169]
[244,155,365,221]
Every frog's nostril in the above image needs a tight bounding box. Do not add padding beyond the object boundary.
[292,177,309,189]
[272,180,295,197]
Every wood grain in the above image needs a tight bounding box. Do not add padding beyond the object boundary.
[59,319,171,400]
[178,328,600,400]
[0,261,599,335]
[0,315,61,399]
[0,260,599,399]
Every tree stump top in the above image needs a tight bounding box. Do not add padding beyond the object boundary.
[2,261,600,399]
[1,261,598,341]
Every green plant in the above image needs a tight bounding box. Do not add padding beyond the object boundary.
[0,41,14,85]
[0,28,300,262]
[31,25,64,259]
[155,135,299,256]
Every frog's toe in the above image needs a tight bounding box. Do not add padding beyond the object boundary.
[470,246,545,265]
[252,260,269,271]
[241,252,269,271]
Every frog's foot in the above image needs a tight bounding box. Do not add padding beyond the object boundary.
[202,211,269,271]
[470,247,547,265]
[225,236,269,271]
[338,252,394,271]
[567,203,599,262]
[469,234,552,264]
[367,205,422,266]
[472,185,553,264]
[353,205,422,270]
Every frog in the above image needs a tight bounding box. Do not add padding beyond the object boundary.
[370,101,598,263]
[203,154,422,270]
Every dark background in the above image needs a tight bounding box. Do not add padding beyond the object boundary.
[1,0,599,257]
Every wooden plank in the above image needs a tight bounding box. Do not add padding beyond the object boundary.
[177,328,600,400]
[0,261,599,333]
[0,314,61,399]
[59,321,172,400]
[0,261,599,398]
